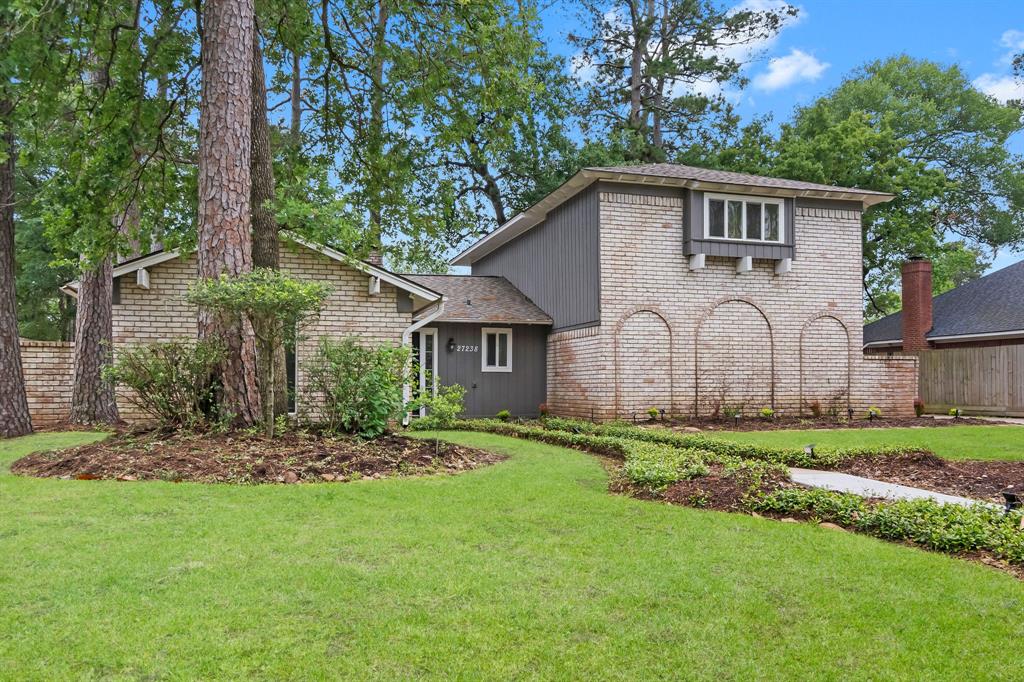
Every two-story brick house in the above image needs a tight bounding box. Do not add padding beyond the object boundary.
[33,163,917,426]
[453,163,918,419]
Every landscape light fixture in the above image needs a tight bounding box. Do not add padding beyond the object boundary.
[804,444,816,457]
[446,338,456,353]
[1002,490,1021,514]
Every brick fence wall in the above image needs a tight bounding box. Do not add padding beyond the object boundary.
[19,339,75,427]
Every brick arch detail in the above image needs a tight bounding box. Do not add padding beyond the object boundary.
[613,306,675,418]
[694,297,776,417]
[799,312,852,416]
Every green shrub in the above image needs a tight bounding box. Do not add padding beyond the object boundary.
[496,409,512,422]
[304,337,410,438]
[759,407,775,420]
[410,383,466,430]
[722,405,742,419]
[102,340,225,429]
[647,407,660,421]
[867,406,882,419]
[949,407,961,418]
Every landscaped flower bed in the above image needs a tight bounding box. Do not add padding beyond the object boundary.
[11,429,503,484]
[412,417,1024,571]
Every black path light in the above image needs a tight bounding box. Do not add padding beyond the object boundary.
[1002,490,1021,514]
[804,444,816,458]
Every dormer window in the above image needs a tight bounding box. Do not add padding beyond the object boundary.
[704,193,784,244]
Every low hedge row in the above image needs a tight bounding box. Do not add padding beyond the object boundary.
[540,417,916,468]
[412,417,1024,567]
[750,487,1024,565]
[410,418,784,490]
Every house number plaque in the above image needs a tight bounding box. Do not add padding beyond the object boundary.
[456,345,478,353]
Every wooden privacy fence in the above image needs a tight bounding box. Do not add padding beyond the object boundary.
[918,344,1024,417]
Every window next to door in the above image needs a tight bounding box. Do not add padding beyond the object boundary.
[481,327,512,372]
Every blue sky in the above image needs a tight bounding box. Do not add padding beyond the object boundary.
[540,0,1024,273]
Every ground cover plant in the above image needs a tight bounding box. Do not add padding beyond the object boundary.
[3,430,1024,678]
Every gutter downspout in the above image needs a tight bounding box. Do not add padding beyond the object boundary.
[401,296,446,426]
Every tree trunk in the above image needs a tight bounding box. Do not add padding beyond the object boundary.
[197,0,261,426]
[290,50,301,146]
[366,0,390,250]
[69,255,120,425]
[0,96,33,438]
[250,21,289,419]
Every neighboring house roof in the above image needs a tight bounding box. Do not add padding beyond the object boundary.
[404,275,553,325]
[453,162,894,265]
[60,232,443,304]
[864,260,1024,346]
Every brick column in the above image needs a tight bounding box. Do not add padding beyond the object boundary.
[901,258,933,351]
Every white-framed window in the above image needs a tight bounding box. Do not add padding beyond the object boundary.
[481,327,512,373]
[703,192,784,243]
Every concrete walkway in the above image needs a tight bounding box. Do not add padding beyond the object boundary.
[789,468,997,508]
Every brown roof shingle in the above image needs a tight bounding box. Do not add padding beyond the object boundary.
[404,275,552,325]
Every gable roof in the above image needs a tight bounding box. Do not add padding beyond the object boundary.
[60,232,443,303]
[403,275,552,325]
[453,163,894,265]
[864,260,1024,346]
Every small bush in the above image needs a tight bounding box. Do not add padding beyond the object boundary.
[949,407,961,418]
[867,406,882,420]
[410,383,465,430]
[102,340,225,429]
[647,407,660,421]
[496,409,512,422]
[914,398,925,417]
[305,337,410,438]
[807,400,822,418]
[722,405,742,419]
[759,407,775,420]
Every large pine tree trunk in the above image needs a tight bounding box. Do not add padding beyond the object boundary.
[69,255,120,425]
[197,0,261,426]
[250,23,288,418]
[0,96,33,438]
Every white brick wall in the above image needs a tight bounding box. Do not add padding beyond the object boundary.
[546,191,917,419]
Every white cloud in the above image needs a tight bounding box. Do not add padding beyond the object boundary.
[752,48,829,91]
[973,73,1022,103]
[997,29,1024,65]
[971,29,1024,103]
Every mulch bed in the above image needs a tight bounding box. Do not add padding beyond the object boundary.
[657,416,993,432]
[10,430,504,484]
[831,452,1024,504]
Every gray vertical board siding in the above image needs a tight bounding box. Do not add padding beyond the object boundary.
[428,322,548,418]
[473,185,600,331]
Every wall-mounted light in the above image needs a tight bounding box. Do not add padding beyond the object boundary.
[446,338,456,353]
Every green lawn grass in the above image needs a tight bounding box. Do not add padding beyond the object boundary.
[2,429,1023,679]
[703,424,1024,461]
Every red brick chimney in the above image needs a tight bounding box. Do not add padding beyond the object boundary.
[901,257,933,351]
